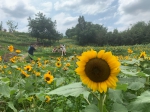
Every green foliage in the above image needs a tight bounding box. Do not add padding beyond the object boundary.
[83,104,100,112]
[47,82,90,99]
[6,20,18,33]
[128,91,150,112]
[28,12,62,44]
[1,34,150,111]
[66,16,150,46]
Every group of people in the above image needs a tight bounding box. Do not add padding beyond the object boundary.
[28,44,66,60]
[52,44,66,56]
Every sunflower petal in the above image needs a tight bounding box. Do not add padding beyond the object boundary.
[100,82,107,93]
[98,83,103,93]
[97,50,105,58]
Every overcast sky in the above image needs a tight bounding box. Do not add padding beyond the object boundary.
[0,0,150,35]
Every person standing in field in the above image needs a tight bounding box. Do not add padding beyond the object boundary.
[28,44,36,60]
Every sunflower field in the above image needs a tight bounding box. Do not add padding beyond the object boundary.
[1,35,150,112]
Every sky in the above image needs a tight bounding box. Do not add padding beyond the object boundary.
[0,0,150,35]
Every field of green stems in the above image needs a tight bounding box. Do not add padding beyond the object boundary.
[1,32,150,112]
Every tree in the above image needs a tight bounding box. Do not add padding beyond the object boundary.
[6,20,18,32]
[28,12,61,43]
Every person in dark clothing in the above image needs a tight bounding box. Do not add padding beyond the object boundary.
[28,44,36,60]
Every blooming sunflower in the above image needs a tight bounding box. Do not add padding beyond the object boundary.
[0,56,2,61]
[66,63,70,67]
[75,49,120,93]
[10,58,16,63]
[15,50,21,53]
[44,73,54,84]
[35,72,41,76]
[21,70,30,77]
[24,65,32,71]
[45,96,50,103]
[8,45,14,52]
[139,51,146,58]
[127,48,133,54]
[63,66,68,71]
[55,61,62,67]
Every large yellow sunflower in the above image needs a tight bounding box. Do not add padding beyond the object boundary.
[44,73,54,84]
[75,49,120,93]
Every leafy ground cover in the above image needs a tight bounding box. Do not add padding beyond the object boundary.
[0,32,150,112]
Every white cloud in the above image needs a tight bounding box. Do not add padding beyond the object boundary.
[41,2,53,12]
[0,0,36,18]
[54,0,114,15]
[53,13,78,34]
[116,0,150,31]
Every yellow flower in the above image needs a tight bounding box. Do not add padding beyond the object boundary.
[0,56,2,61]
[66,63,70,67]
[44,60,49,64]
[44,73,54,84]
[139,51,146,58]
[63,66,68,71]
[28,96,34,102]
[10,58,16,63]
[47,71,51,75]
[57,57,61,61]
[75,49,120,93]
[55,61,62,67]
[8,45,14,52]
[3,65,7,68]
[37,62,42,67]
[8,71,11,74]
[0,65,3,70]
[35,72,41,76]
[24,65,32,71]
[127,48,133,54]
[15,50,21,53]
[45,96,50,103]
[16,67,21,70]
[21,70,30,77]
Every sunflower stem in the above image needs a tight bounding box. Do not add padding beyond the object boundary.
[99,93,104,112]
[91,92,99,101]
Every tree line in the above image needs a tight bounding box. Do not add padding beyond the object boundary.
[0,12,63,45]
[66,16,150,46]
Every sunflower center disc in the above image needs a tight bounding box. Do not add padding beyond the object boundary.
[46,77,50,81]
[85,58,110,82]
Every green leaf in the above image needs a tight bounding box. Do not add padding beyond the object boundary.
[0,82,10,98]
[111,103,128,112]
[143,68,150,75]
[136,72,148,77]
[83,104,100,112]
[55,77,64,87]
[116,83,128,91]
[8,102,17,112]
[11,65,18,68]
[108,89,123,103]
[128,82,144,90]
[53,108,63,112]
[36,92,46,102]
[128,91,150,112]
[47,82,90,98]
